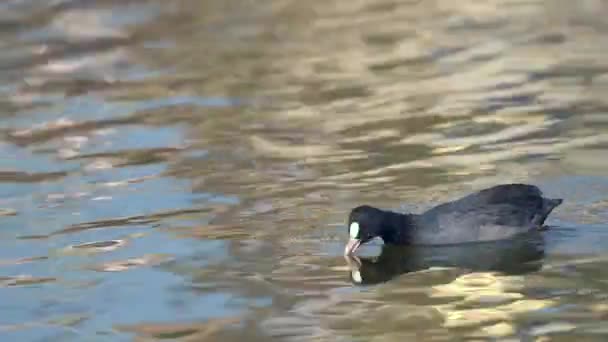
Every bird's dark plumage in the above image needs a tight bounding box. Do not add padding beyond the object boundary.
[345,184,563,254]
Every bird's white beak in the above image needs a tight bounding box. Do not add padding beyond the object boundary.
[344,238,362,256]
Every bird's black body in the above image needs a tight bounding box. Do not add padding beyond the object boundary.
[347,184,563,251]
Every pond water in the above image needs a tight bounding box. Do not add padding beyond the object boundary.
[2,0,608,340]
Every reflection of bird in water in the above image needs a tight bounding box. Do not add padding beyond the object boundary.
[345,184,562,255]
[345,232,545,285]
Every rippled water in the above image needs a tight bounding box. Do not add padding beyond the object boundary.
[2,0,608,340]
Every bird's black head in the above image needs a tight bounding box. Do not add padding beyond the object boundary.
[344,205,386,255]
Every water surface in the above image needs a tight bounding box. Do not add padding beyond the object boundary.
[2,0,608,340]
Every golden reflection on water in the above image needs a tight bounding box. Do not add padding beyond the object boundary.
[432,272,554,330]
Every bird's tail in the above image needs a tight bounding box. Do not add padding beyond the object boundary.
[547,198,563,210]
[536,198,563,227]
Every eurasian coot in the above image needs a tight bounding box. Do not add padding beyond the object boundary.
[344,184,562,255]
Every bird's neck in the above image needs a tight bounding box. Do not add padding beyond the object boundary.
[380,210,417,244]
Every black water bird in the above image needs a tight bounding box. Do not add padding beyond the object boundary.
[344,184,562,255]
